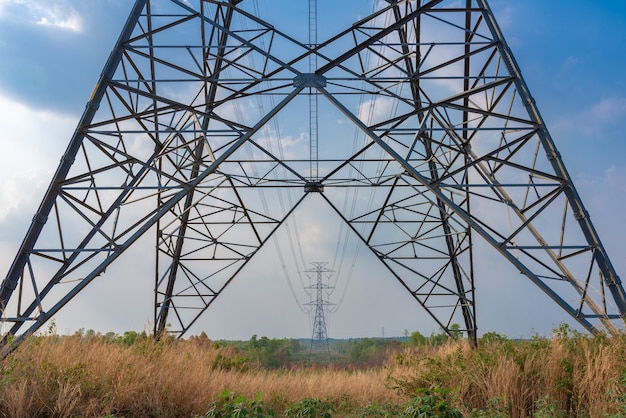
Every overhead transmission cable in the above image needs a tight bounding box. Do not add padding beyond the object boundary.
[250,0,310,294]
[330,4,398,313]
[229,3,310,312]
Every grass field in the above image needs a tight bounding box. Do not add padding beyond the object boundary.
[1,325,625,417]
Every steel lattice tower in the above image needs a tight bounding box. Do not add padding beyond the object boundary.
[304,263,334,349]
[2,0,626,354]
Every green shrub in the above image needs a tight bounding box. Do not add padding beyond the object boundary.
[403,386,463,418]
[203,390,275,418]
[285,398,335,418]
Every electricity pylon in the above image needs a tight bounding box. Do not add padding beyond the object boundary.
[304,263,334,349]
[2,0,626,354]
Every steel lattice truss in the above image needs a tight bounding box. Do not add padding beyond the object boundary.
[2,0,625,351]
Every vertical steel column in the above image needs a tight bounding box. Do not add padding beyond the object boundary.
[154,0,241,340]
[388,0,477,344]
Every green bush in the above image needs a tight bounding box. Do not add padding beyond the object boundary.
[285,398,335,418]
[203,390,275,418]
[403,386,463,418]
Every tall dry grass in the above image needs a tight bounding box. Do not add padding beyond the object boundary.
[0,334,401,417]
[1,329,625,416]
[389,329,626,417]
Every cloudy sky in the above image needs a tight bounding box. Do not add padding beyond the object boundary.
[0,0,625,340]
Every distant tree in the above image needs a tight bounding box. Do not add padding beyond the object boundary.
[410,331,427,346]
[348,338,397,366]
[245,335,299,368]
[332,339,351,354]
[429,324,463,346]
[121,330,147,346]
[289,338,301,354]
[479,331,508,344]
[248,334,258,349]
[104,331,117,341]
[429,330,449,346]
[449,323,463,339]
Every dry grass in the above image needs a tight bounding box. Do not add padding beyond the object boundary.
[389,330,626,417]
[1,329,625,416]
[0,335,401,417]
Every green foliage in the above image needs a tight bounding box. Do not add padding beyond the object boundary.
[428,330,450,346]
[478,332,507,344]
[356,401,402,417]
[448,324,463,340]
[552,322,586,341]
[409,331,427,347]
[605,370,626,417]
[285,398,335,418]
[42,319,57,336]
[429,331,449,346]
[349,338,378,363]
[423,324,464,347]
[534,395,565,418]
[402,386,463,418]
[211,350,250,372]
[245,335,300,368]
[74,328,149,346]
[466,396,509,418]
[347,338,398,365]
[203,390,275,418]
[389,344,468,394]
[0,355,18,389]
[121,330,148,346]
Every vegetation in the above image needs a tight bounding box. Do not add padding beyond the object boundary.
[0,325,625,416]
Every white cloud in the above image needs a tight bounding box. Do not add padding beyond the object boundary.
[549,96,626,140]
[576,165,626,214]
[0,94,77,222]
[0,0,82,32]
[590,97,626,124]
[357,96,394,126]
[36,13,81,31]
[563,55,580,70]
[0,95,78,320]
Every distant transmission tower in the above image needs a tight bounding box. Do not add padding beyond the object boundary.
[304,263,334,349]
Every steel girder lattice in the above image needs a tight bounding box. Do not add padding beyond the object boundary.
[2,0,626,352]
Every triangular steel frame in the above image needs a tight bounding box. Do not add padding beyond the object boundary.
[2,0,625,353]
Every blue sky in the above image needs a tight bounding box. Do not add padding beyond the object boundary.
[0,0,625,340]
